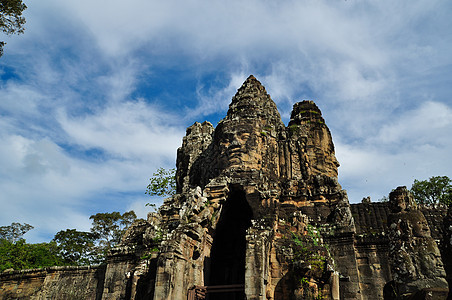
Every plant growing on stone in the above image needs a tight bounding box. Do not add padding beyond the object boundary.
[300,276,309,286]
[146,167,176,198]
[209,210,218,226]
[306,224,321,246]
[378,195,389,202]
[285,224,330,297]
[146,203,157,212]
[141,230,163,259]
[288,124,300,135]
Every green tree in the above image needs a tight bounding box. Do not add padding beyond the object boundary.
[146,167,176,197]
[89,211,137,259]
[0,0,27,56]
[410,176,452,206]
[53,229,98,265]
[0,222,33,242]
[0,222,65,271]
[0,210,139,271]
[25,241,64,269]
[0,239,64,272]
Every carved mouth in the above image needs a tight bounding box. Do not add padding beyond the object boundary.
[228,150,245,160]
[229,157,241,164]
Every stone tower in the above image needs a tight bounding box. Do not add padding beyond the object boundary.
[142,75,359,299]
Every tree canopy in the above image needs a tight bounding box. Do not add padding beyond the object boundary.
[0,0,27,56]
[410,175,452,206]
[0,211,137,271]
[0,239,64,272]
[53,229,98,265]
[146,167,176,197]
[0,222,33,242]
[89,211,137,257]
[0,222,65,272]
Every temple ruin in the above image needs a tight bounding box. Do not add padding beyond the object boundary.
[1,75,451,299]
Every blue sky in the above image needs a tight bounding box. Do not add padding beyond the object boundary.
[1,0,451,243]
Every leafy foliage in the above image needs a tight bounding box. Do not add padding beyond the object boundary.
[411,176,452,206]
[141,230,164,259]
[146,167,176,197]
[0,222,64,271]
[291,231,325,273]
[0,0,27,56]
[286,226,329,300]
[89,211,137,258]
[0,239,64,272]
[0,222,33,242]
[0,210,137,271]
[53,229,98,265]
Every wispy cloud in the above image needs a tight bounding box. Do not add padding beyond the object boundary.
[336,100,452,202]
[59,100,183,160]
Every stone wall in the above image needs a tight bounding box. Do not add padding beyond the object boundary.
[0,265,105,300]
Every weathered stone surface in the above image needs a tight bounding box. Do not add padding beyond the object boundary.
[441,206,452,298]
[0,266,105,300]
[151,75,358,300]
[288,100,339,179]
[387,187,448,299]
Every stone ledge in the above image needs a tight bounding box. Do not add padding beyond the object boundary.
[0,264,104,278]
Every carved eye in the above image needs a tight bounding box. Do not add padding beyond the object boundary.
[222,133,233,143]
[240,133,250,140]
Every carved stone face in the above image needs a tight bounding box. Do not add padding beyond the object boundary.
[225,132,250,166]
[412,218,431,238]
[218,121,262,170]
[390,193,408,212]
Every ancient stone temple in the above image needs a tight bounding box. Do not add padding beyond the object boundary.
[1,76,451,299]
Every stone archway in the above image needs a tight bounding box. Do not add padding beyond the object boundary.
[207,188,253,299]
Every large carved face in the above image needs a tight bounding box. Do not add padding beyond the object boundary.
[412,217,431,238]
[217,121,262,170]
[390,193,408,212]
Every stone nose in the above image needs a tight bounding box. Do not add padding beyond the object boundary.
[230,139,241,147]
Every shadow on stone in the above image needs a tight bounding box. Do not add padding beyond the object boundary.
[208,187,252,300]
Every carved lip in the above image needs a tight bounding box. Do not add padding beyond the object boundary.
[227,149,245,158]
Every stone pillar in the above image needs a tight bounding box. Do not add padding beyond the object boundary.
[327,233,362,300]
[331,271,340,300]
[443,206,452,297]
[152,228,207,300]
[101,247,137,300]
[245,220,272,300]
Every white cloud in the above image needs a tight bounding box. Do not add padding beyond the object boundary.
[0,82,42,116]
[58,100,184,160]
[374,101,452,146]
[188,72,249,119]
[335,101,452,203]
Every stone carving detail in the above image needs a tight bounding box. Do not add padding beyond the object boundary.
[386,186,448,299]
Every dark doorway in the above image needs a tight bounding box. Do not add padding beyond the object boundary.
[207,189,253,300]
